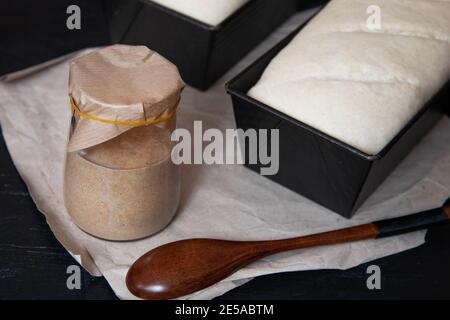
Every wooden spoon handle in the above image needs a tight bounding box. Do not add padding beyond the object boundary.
[256,205,450,255]
[255,224,379,255]
[373,206,450,238]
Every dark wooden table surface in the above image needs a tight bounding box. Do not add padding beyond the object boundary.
[0,128,449,300]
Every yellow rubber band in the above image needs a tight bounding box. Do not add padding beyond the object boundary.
[70,98,176,127]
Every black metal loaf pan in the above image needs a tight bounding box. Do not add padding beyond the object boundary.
[105,0,300,90]
[226,21,448,218]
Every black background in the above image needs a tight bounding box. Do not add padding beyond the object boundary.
[0,0,109,77]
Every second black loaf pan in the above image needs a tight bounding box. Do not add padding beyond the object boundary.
[105,0,301,90]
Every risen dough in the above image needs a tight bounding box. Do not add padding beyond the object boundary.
[248,0,450,155]
[149,0,249,26]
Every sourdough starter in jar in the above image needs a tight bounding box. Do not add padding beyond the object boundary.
[64,45,185,240]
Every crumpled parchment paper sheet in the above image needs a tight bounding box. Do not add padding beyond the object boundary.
[0,9,449,299]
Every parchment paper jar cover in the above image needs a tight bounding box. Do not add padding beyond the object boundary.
[64,45,185,241]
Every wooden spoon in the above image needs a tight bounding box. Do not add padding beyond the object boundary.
[126,199,450,300]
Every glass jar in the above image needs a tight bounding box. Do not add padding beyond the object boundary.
[64,45,185,241]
